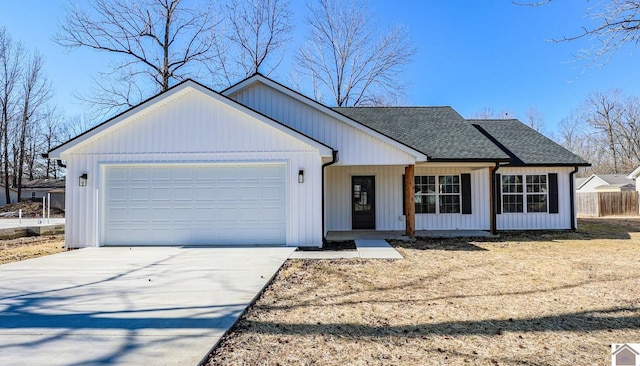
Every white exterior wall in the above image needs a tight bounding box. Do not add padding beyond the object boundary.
[325,165,491,232]
[497,166,574,230]
[0,188,18,205]
[414,166,490,230]
[576,176,608,193]
[62,89,324,248]
[229,83,417,165]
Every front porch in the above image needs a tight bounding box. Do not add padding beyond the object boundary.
[326,230,497,241]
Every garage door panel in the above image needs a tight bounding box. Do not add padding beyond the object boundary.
[103,164,287,246]
[130,168,149,181]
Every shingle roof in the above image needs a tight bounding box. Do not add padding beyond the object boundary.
[470,119,590,166]
[21,178,66,189]
[597,174,636,185]
[333,107,510,161]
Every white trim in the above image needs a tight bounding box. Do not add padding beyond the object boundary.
[98,161,289,246]
[49,81,333,159]
[628,166,640,180]
[414,174,462,215]
[224,75,427,161]
[501,173,549,214]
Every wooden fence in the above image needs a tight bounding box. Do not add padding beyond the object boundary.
[577,191,639,217]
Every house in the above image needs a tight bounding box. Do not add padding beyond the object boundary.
[0,185,18,206]
[627,167,640,192]
[577,174,636,193]
[612,344,639,366]
[21,178,66,201]
[45,74,589,248]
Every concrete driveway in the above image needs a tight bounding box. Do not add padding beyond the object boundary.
[0,246,295,366]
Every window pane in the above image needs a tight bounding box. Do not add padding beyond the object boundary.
[527,194,547,213]
[439,195,460,213]
[502,175,523,194]
[503,194,523,213]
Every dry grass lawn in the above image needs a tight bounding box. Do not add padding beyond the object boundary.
[0,235,65,264]
[206,218,640,366]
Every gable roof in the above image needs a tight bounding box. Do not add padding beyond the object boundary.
[597,174,636,185]
[334,107,510,162]
[627,166,640,180]
[223,74,427,161]
[578,173,635,190]
[47,79,334,159]
[470,119,590,166]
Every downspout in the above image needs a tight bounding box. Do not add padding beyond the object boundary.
[321,150,339,247]
[569,166,579,230]
[490,162,500,235]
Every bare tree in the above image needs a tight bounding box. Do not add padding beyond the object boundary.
[525,106,545,132]
[55,0,223,116]
[471,108,516,120]
[618,96,640,166]
[295,0,416,106]
[581,90,624,173]
[517,0,640,64]
[223,0,293,80]
[16,51,51,200]
[0,28,22,204]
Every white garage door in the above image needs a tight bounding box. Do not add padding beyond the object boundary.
[102,164,286,245]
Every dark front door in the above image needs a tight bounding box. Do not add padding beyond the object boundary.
[352,176,376,230]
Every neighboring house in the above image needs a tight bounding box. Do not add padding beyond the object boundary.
[45,74,589,248]
[0,185,19,206]
[576,174,636,193]
[627,166,640,192]
[21,179,66,202]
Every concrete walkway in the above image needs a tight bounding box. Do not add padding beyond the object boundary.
[290,239,402,259]
[0,246,294,366]
[0,218,65,228]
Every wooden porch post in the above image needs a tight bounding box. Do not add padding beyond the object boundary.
[404,165,415,237]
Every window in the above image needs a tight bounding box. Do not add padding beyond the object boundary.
[502,174,547,213]
[414,176,436,213]
[413,175,461,214]
[526,175,547,213]
[439,175,460,213]
[502,175,523,213]
[31,192,35,199]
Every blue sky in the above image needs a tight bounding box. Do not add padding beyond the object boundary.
[2,1,639,137]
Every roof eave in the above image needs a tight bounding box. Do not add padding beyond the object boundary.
[627,166,640,179]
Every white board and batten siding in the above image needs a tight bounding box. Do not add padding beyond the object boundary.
[414,166,490,231]
[228,82,419,166]
[325,165,491,232]
[497,166,574,230]
[62,88,325,248]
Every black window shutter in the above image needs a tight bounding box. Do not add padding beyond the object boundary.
[548,173,559,214]
[495,173,502,214]
[461,173,472,214]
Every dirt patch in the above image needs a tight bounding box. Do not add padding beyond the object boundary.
[206,218,640,366]
[0,201,65,218]
[0,235,66,264]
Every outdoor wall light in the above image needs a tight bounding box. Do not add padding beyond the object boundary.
[79,173,88,187]
[298,169,304,183]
